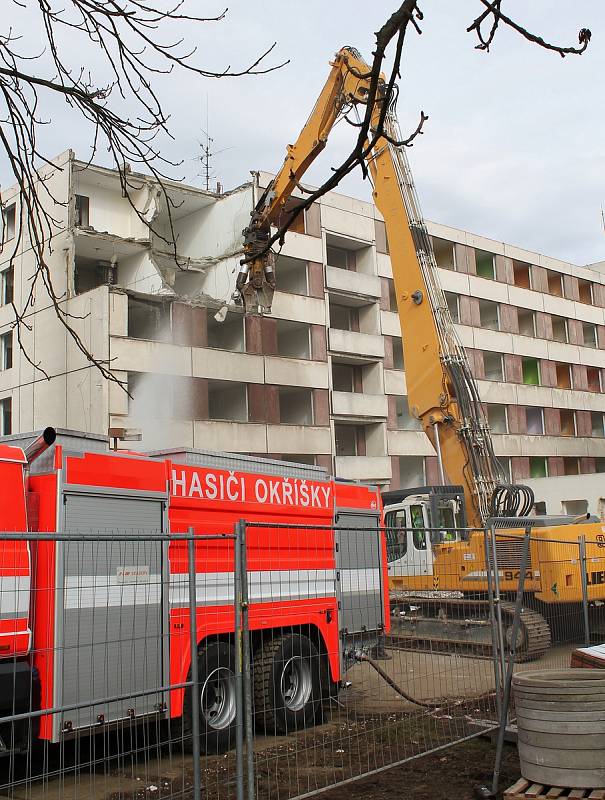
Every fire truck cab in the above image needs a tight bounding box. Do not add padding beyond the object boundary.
[0,428,387,754]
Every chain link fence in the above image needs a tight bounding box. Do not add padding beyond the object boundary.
[1,520,602,799]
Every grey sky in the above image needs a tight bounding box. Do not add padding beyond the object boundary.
[5,2,604,265]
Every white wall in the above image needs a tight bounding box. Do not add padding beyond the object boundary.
[525,473,605,520]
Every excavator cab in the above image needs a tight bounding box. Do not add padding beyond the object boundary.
[382,485,467,579]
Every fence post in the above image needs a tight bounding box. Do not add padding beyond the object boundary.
[490,525,506,685]
[483,528,502,721]
[239,521,255,800]
[187,529,202,800]
[491,527,531,797]
[234,521,245,800]
[579,534,591,646]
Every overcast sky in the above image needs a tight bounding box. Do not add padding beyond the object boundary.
[6,2,605,265]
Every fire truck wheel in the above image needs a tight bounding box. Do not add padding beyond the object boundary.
[183,641,237,755]
[253,634,322,734]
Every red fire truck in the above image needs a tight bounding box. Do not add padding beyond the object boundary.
[0,428,387,754]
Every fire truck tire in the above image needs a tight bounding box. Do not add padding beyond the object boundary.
[253,633,322,735]
[183,641,237,755]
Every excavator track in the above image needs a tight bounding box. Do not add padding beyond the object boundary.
[389,594,551,662]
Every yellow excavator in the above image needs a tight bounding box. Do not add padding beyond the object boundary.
[235,46,605,660]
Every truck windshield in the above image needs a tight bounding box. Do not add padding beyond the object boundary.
[385,508,407,562]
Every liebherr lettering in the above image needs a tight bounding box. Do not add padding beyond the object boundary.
[171,468,332,509]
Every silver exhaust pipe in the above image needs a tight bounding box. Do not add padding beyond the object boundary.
[23,427,57,464]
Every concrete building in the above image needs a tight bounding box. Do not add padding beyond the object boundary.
[1,151,605,513]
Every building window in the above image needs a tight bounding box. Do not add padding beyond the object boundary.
[487,404,507,434]
[387,279,398,313]
[332,363,358,393]
[583,322,598,349]
[547,270,563,297]
[276,320,311,359]
[208,381,247,422]
[513,261,531,289]
[483,351,503,381]
[278,387,313,425]
[522,357,540,386]
[551,316,568,343]
[2,204,15,243]
[207,311,245,352]
[392,337,404,370]
[564,457,580,476]
[0,266,13,306]
[128,297,171,341]
[398,455,425,487]
[445,292,459,323]
[432,237,455,270]
[597,458,605,474]
[578,279,593,305]
[335,423,361,456]
[330,301,357,332]
[75,194,90,228]
[560,409,575,437]
[498,456,512,482]
[275,255,308,296]
[591,412,605,438]
[526,407,544,435]
[375,219,389,254]
[0,332,12,371]
[475,250,495,280]
[517,309,535,337]
[555,362,572,390]
[0,397,11,435]
[588,367,602,393]
[529,457,547,479]
[479,299,499,331]
[326,245,354,271]
[395,396,422,431]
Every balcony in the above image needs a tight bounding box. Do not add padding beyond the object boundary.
[328,329,384,360]
[326,266,381,300]
[335,455,391,482]
[332,391,387,420]
[267,424,331,454]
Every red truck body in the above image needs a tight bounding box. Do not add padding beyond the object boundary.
[0,429,388,749]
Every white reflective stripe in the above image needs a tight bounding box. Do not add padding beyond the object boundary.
[339,568,381,594]
[63,575,162,610]
[169,569,337,607]
[62,569,338,610]
[0,576,30,618]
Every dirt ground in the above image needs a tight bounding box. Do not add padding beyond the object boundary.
[319,736,520,800]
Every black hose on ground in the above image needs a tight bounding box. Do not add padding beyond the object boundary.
[354,652,442,709]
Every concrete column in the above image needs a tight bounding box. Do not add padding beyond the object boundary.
[531,266,549,293]
[592,283,605,308]
[454,243,476,274]
[567,319,584,345]
[544,407,561,436]
[597,325,605,350]
[425,456,441,485]
[383,336,394,370]
[495,255,514,284]
[380,277,391,311]
[499,304,519,334]
[305,203,321,237]
[511,457,530,480]
[191,307,208,348]
[247,384,266,422]
[504,354,522,383]
[245,315,262,354]
[459,296,480,326]
[390,455,401,489]
[576,411,592,437]
[171,302,193,346]
[535,312,552,340]
[572,364,589,391]
[386,395,397,430]
[311,324,327,361]
[508,405,527,434]
[313,389,330,425]
[307,261,325,298]
[355,426,366,456]
[265,385,280,423]
[563,274,580,302]
[261,317,278,356]
[316,453,333,473]
[548,457,565,477]
[581,457,596,474]
[540,360,557,388]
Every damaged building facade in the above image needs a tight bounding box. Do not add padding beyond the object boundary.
[2,151,605,504]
